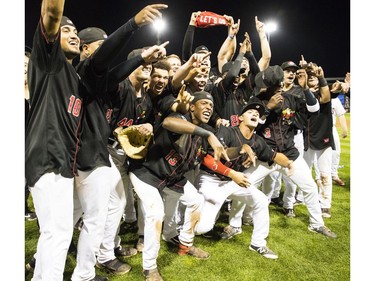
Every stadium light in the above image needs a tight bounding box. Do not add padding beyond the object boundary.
[153,18,166,45]
[264,21,278,43]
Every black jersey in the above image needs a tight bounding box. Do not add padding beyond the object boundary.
[211,74,254,127]
[284,85,308,131]
[253,91,307,161]
[131,113,211,192]
[109,78,154,134]
[74,59,111,171]
[200,125,276,180]
[304,91,334,150]
[25,20,84,186]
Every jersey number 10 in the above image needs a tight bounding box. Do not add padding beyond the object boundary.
[68,95,82,117]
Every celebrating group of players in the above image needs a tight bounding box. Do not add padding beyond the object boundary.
[25,1,350,281]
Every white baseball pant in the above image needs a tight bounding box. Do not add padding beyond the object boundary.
[30,172,74,281]
[129,172,165,271]
[195,171,270,248]
[97,155,126,264]
[232,155,325,229]
[71,165,112,281]
[162,180,204,247]
[304,147,333,208]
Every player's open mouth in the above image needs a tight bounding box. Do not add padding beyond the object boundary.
[198,83,206,89]
[203,111,211,117]
[69,40,78,46]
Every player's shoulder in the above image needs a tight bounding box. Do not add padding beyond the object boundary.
[216,124,235,137]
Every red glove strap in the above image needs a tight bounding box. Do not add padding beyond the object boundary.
[202,154,231,176]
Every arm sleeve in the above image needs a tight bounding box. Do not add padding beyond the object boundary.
[107,55,145,92]
[245,51,260,89]
[304,89,320,113]
[182,25,195,63]
[91,18,139,75]
[222,52,244,89]
[245,51,260,76]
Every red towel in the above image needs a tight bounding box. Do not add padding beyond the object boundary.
[196,11,229,28]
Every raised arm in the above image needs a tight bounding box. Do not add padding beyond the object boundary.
[107,41,169,91]
[182,11,201,62]
[255,16,271,71]
[170,85,194,114]
[92,4,168,75]
[314,65,330,104]
[221,36,247,88]
[172,52,210,89]
[41,0,65,40]
[217,16,240,73]
[296,68,320,113]
[243,32,260,77]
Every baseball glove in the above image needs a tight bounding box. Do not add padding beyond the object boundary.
[114,126,153,159]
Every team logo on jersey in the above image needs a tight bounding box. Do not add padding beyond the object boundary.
[282,108,295,125]
[194,145,207,165]
[263,128,271,138]
[165,149,182,166]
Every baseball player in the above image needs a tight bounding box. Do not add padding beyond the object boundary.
[25,1,86,279]
[211,34,260,127]
[229,65,337,238]
[262,60,311,215]
[72,25,132,279]
[128,91,230,280]
[72,6,170,278]
[195,101,295,259]
[302,63,335,218]
[74,6,170,278]
[330,96,348,186]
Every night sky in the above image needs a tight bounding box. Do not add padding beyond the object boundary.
[24,0,350,78]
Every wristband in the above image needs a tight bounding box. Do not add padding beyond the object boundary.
[318,77,328,87]
[228,34,235,39]
[193,126,212,138]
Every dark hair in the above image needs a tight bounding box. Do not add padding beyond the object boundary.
[152,60,171,74]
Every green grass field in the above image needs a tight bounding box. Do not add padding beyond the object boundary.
[25,114,350,281]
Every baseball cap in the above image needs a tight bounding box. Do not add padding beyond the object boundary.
[194,45,210,54]
[191,91,214,104]
[240,102,265,116]
[78,27,108,45]
[60,16,76,28]
[280,61,300,71]
[254,65,284,89]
